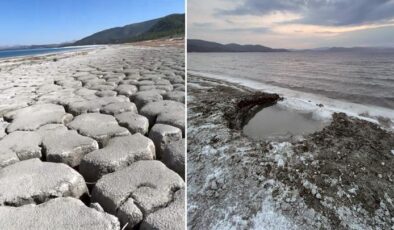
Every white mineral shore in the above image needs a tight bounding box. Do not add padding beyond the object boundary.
[0,43,185,230]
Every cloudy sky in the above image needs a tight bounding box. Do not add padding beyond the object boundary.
[188,0,394,49]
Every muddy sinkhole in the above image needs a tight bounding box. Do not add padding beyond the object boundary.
[243,104,328,141]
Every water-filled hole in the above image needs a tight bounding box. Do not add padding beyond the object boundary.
[243,104,328,141]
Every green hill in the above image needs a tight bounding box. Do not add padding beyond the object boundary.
[74,14,184,45]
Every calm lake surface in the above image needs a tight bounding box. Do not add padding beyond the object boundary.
[243,104,327,140]
[188,51,394,109]
[0,47,82,59]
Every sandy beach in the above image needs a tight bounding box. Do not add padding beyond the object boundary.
[0,41,185,229]
[187,74,394,229]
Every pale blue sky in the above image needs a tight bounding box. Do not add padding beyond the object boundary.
[0,0,184,46]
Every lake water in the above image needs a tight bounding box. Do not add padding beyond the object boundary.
[243,104,327,141]
[188,51,394,109]
[0,47,83,59]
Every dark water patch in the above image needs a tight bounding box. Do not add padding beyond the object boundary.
[243,104,327,141]
[224,92,282,130]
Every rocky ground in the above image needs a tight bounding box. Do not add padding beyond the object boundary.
[187,75,394,230]
[0,41,185,230]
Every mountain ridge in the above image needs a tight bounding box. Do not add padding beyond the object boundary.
[0,13,184,50]
[73,13,184,45]
[187,39,289,52]
[299,46,394,52]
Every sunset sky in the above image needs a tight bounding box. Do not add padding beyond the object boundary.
[188,0,394,49]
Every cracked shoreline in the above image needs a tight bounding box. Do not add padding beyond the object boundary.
[0,42,185,229]
[187,74,394,229]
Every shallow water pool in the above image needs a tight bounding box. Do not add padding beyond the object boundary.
[243,104,327,141]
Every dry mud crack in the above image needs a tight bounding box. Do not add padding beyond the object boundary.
[0,44,185,230]
[187,75,394,230]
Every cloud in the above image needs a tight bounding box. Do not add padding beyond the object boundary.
[188,0,394,48]
[218,0,394,26]
[192,22,214,28]
[191,22,270,34]
[219,27,271,33]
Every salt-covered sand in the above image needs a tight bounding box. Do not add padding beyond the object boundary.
[0,41,185,230]
[187,74,394,229]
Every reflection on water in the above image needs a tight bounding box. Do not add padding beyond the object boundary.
[243,104,327,141]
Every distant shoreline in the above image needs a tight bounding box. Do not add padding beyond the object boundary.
[0,45,103,60]
[187,39,289,53]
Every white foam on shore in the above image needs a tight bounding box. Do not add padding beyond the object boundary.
[189,70,394,130]
[0,45,106,62]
